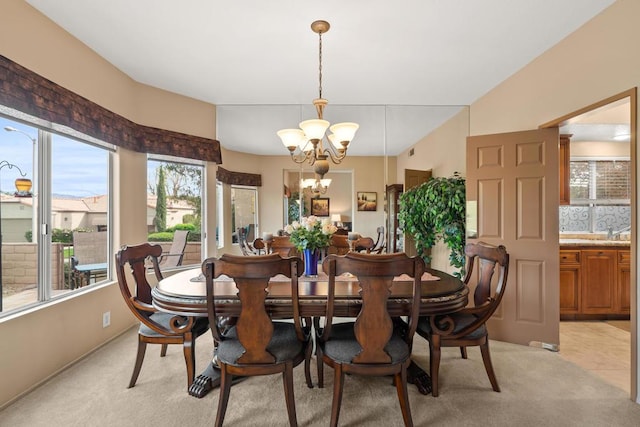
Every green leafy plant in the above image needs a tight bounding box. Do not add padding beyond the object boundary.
[398,172,466,277]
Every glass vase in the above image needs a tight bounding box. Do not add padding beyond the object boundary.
[302,248,319,277]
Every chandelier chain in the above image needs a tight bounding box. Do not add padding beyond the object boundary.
[318,31,323,100]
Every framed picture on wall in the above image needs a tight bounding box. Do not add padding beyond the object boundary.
[357,191,377,211]
[311,198,330,216]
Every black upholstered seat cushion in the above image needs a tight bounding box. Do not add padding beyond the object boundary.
[217,322,306,365]
[318,322,410,364]
[417,312,487,340]
[139,312,209,337]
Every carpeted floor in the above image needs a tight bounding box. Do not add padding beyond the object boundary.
[2,326,640,426]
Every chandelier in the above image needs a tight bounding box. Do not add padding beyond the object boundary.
[277,20,359,179]
[301,177,331,196]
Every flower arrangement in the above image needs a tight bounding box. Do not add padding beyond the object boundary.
[285,215,338,251]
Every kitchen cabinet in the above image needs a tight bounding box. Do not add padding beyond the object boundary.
[559,250,580,313]
[559,246,630,319]
[559,134,571,205]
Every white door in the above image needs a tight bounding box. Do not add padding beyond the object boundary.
[467,128,560,346]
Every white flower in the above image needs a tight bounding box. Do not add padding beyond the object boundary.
[291,221,300,229]
[322,223,336,235]
[284,224,294,234]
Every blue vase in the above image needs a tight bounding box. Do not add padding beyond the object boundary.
[302,248,319,277]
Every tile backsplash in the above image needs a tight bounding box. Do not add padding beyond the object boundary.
[559,206,631,232]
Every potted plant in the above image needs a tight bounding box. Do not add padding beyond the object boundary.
[398,172,466,277]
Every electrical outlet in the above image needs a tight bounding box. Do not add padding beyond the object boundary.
[102,311,111,328]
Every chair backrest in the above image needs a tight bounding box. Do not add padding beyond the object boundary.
[328,234,350,255]
[353,236,375,253]
[202,253,305,363]
[115,243,173,333]
[334,228,349,236]
[72,231,108,265]
[320,252,425,363]
[161,230,189,267]
[462,241,510,322]
[268,235,299,257]
[372,226,385,253]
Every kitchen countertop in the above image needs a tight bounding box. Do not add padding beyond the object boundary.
[559,233,630,247]
[559,239,630,247]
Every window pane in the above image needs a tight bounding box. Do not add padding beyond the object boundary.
[595,160,630,199]
[52,133,109,293]
[231,187,257,244]
[0,119,38,313]
[147,159,203,268]
[569,161,590,200]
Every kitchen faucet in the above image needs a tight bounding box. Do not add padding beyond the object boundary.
[607,225,631,240]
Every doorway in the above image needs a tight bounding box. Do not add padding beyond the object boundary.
[542,88,637,399]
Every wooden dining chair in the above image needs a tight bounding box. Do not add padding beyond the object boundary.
[115,243,209,389]
[203,253,313,427]
[316,252,425,427]
[415,241,509,397]
[327,234,350,255]
[267,235,299,257]
[353,236,376,253]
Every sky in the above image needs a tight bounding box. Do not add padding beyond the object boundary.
[1,116,108,198]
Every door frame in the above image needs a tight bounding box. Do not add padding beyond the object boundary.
[540,88,638,402]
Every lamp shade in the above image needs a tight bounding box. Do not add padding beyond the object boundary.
[329,122,359,144]
[299,119,330,140]
[331,214,342,223]
[277,128,306,148]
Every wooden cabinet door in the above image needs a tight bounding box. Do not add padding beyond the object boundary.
[559,250,580,314]
[581,249,617,314]
[560,265,580,313]
[617,250,631,313]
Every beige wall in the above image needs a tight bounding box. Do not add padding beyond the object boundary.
[395,108,470,273]
[571,141,631,158]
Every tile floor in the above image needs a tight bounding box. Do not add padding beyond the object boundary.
[558,320,631,394]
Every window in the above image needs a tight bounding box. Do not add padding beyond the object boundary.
[1,116,113,316]
[147,157,204,268]
[561,159,631,233]
[570,160,631,202]
[231,186,258,244]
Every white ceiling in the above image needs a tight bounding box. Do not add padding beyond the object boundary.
[26,0,616,155]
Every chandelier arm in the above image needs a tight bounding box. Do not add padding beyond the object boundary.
[321,143,348,164]
[290,151,317,165]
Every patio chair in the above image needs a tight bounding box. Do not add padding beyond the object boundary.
[158,230,190,269]
[71,230,108,288]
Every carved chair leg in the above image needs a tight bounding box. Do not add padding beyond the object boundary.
[395,366,414,427]
[480,338,500,392]
[215,365,233,427]
[304,339,313,388]
[330,364,346,427]
[182,334,196,388]
[282,362,298,427]
[429,335,441,397]
[316,344,325,388]
[128,337,147,388]
[160,343,168,357]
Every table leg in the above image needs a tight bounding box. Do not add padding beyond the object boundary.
[407,361,432,395]
[188,361,221,398]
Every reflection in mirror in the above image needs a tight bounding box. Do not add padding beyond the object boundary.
[283,168,354,231]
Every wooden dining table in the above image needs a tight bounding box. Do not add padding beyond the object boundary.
[152,266,469,398]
